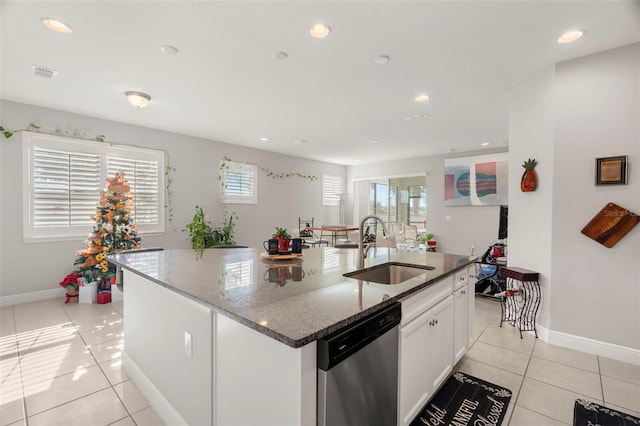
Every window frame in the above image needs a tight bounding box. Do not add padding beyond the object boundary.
[22,131,165,242]
[322,174,343,207]
[220,160,258,205]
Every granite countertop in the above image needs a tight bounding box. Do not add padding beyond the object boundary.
[108,247,475,348]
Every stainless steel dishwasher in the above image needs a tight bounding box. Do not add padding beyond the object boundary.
[317,302,401,426]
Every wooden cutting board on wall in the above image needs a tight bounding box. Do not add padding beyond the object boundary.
[581,202,640,248]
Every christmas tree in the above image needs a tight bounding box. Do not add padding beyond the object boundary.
[70,171,142,290]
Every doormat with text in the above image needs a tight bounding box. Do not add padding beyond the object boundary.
[410,371,512,426]
[574,399,640,426]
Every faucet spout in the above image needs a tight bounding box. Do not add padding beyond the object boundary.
[357,215,391,269]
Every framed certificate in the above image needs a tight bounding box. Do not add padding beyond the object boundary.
[596,155,628,185]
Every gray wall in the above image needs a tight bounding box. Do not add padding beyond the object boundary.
[509,43,640,350]
[0,100,345,297]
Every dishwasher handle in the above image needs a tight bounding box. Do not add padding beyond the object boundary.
[317,302,401,371]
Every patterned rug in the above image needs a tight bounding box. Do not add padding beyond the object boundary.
[410,371,512,426]
[574,399,640,426]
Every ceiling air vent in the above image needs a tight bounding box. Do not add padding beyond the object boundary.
[32,64,58,79]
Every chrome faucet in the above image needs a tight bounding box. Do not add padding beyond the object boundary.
[358,215,393,269]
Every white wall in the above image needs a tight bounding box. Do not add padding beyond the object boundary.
[347,149,508,257]
[0,100,345,299]
[509,43,640,354]
[507,65,556,330]
[552,43,639,350]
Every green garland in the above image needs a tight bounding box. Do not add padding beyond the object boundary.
[221,156,317,181]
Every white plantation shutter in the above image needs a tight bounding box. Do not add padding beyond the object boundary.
[322,175,343,206]
[23,131,165,241]
[221,161,257,204]
[32,148,101,228]
[107,156,160,225]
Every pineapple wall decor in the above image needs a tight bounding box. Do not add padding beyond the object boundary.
[521,159,538,192]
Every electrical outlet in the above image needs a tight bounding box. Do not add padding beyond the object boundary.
[184,331,192,357]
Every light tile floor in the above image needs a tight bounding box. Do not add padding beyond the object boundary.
[1,296,639,425]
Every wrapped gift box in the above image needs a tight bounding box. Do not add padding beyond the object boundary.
[97,292,111,304]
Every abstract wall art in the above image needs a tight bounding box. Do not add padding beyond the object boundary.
[444,152,508,206]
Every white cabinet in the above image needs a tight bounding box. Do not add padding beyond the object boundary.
[398,286,453,426]
[453,283,469,364]
[453,265,475,364]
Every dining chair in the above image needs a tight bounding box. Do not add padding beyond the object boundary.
[404,224,418,243]
[298,217,328,248]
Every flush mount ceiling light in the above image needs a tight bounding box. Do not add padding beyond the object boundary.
[125,91,151,108]
[558,30,584,44]
[481,142,491,146]
[41,18,73,33]
[414,94,430,102]
[309,23,331,39]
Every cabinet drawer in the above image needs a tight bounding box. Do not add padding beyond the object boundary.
[400,275,453,326]
[453,268,469,291]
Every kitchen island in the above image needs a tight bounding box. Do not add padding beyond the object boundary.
[109,247,475,426]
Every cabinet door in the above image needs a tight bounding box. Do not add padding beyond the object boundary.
[427,295,453,393]
[398,310,431,426]
[453,284,469,364]
[467,266,475,348]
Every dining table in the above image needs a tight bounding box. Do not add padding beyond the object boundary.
[309,225,359,247]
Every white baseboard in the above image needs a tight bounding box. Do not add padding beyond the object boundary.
[0,287,66,307]
[538,325,640,366]
[121,352,189,426]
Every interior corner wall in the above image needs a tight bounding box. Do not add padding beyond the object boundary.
[507,65,556,331]
[509,43,640,355]
[0,100,345,300]
[550,43,640,351]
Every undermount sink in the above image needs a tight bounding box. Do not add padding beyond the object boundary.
[344,262,435,285]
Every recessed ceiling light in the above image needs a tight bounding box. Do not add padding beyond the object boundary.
[558,30,584,44]
[40,18,73,33]
[309,23,331,39]
[403,112,428,120]
[260,137,269,142]
[481,142,491,146]
[414,94,430,102]
[374,55,390,65]
[125,91,151,108]
[273,51,288,61]
[160,45,178,55]
[371,140,380,144]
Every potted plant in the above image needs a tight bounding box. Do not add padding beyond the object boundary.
[273,227,292,252]
[418,233,437,251]
[185,206,214,249]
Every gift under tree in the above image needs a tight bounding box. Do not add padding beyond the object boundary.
[64,171,142,293]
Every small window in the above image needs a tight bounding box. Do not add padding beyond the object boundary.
[322,175,343,206]
[221,161,257,204]
[22,132,165,241]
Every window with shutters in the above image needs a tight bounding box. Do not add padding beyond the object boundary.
[322,175,343,206]
[22,132,165,242]
[221,161,257,204]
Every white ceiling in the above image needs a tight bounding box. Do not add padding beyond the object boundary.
[2,1,639,165]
